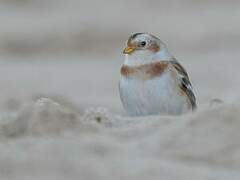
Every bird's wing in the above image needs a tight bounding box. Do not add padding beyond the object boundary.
[169,59,197,110]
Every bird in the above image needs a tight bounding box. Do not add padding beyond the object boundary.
[119,33,196,116]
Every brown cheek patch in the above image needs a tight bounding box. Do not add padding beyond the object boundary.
[149,43,160,53]
[121,62,168,80]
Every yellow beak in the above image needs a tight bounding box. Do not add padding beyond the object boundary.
[123,46,135,54]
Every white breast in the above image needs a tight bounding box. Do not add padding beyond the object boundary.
[119,71,190,116]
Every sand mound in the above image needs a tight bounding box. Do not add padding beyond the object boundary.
[0,97,239,179]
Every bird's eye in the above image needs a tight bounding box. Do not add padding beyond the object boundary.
[140,41,146,47]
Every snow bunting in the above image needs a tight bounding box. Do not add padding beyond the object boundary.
[119,33,196,116]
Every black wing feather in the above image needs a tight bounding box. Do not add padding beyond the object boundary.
[170,59,197,110]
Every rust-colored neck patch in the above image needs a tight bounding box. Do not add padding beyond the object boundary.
[121,61,169,80]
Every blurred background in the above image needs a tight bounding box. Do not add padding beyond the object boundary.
[1,1,240,179]
[0,0,240,113]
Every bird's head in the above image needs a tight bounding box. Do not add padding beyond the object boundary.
[123,33,172,66]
